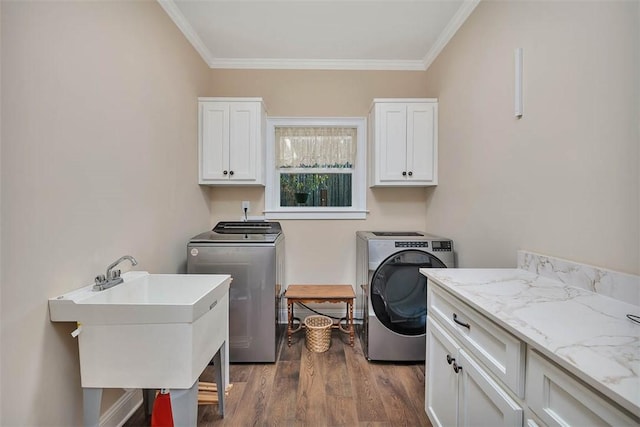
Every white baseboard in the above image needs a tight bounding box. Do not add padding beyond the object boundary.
[100,389,143,427]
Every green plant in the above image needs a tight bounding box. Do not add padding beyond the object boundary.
[281,174,329,194]
[280,175,305,194]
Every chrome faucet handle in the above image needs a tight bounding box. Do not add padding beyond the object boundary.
[94,255,138,291]
[93,274,108,291]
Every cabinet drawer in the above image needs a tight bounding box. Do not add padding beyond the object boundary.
[428,286,525,398]
[526,349,637,426]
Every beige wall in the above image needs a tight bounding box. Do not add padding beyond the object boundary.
[1,1,637,424]
[207,70,435,288]
[423,0,639,274]
[0,1,3,421]
[1,1,210,425]
[209,0,640,285]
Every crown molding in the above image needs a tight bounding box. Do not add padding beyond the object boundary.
[158,0,479,71]
[157,0,216,67]
[422,0,481,70]
[208,57,427,71]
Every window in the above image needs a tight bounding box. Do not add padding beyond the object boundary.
[265,117,367,219]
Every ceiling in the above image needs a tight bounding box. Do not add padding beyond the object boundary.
[158,0,480,71]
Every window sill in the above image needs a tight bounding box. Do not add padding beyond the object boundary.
[264,208,369,220]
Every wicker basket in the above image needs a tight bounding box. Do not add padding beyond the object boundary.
[304,315,332,353]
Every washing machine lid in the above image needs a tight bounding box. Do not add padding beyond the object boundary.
[190,221,282,243]
[214,221,281,234]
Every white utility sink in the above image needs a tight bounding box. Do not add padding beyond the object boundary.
[49,271,231,389]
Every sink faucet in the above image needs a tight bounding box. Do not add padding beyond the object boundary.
[93,255,138,291]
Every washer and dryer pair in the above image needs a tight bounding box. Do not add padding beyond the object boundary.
[356,231,455,361]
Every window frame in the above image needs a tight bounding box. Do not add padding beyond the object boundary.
[265,117,368,220]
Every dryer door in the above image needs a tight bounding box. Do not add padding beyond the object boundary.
[371,250,446,336]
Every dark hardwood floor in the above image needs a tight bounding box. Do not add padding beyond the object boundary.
[124,328,431,426]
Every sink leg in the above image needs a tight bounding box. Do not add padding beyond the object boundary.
[142,388,155,417]
[213,344,225,417]
[82,387,102,427]
[169,381,198,426]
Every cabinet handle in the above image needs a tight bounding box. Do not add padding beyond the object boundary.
[453,313,471,329]
[223,170,228,175]
[229,170,234,176]
[446,354,454,365]
[452,361,462,373]
[402,171,407,176]
[408,171,413,176]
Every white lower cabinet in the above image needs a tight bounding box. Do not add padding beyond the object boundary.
[526,349,637,426]
[426,318,523,427]
[524,407,546,427]
[428,284,525,398]
[425,285,639,427]
[426,318,460,427]
[458,349,523,427]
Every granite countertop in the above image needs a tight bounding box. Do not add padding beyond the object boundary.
[420,268,640,418]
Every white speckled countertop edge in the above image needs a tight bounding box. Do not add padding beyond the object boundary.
[420,267,640,418]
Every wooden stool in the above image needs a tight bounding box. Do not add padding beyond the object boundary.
[284,284,355,347]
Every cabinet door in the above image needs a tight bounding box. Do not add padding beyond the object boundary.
[458,349,523,427]
[200,102,230,181]
[228,102,259,182]
[526,349,637,427]
[406,103,436,184]
[376,103,408,182]
[426,318,460,427]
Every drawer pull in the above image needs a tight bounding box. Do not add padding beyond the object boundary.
[209,300,218,310]
[446,354,455,365]
[453,313,471,329]
[452,361,462,373]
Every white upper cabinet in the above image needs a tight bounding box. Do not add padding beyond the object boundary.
[198,97,266,185]
[369,99,438,187]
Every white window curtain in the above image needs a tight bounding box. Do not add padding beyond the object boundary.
[275,127,356,168]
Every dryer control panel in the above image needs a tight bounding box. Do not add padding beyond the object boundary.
[395,241,428,248]
[431,241,453,252]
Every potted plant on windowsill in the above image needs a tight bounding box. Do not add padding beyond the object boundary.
[281,174,329,206]
[280,175,309,205]
[293,177,311,206]
[294,191,309,205]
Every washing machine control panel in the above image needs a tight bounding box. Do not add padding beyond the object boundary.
[395,241,428,248]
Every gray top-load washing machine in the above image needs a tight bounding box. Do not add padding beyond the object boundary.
[356,231,454,361]
[187,221,284,363]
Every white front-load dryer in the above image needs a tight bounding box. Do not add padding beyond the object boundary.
[356,231,455,361]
